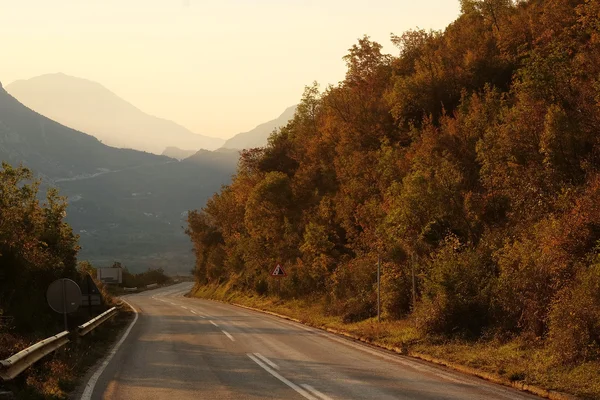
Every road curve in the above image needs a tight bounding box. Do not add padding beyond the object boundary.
[78,283,541,400]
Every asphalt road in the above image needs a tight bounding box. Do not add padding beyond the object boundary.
[78,283,541,400]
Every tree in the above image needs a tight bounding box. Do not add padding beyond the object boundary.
[0,163,79,332]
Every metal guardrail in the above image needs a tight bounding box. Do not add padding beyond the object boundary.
[146,283,158,289]
[77,307,117,337]
[0,306,121,381]
[0,331,70,381]
[123,287,137,292]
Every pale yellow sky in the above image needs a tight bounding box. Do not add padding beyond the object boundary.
[1,0,460,139]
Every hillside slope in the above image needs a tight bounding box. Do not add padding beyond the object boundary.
[6,73,224,154]
[221,105,296,150]
[0,82,236,272]
[162,146,197,160]
[188,1,600,397]
[0,81,167,179]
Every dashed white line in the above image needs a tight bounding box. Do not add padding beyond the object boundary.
[210,320,219,327]
[181,306,188,310]
[301,384,333,400]
[222,330,235,341]
[247,354,318,400]
[189,310,206,318]
[254,353,279,370]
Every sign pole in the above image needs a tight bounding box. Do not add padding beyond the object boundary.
[377,254,381,323]
[412,253,417,311]
[271,264,286,296]
[87,277,93,318]
[61,279,68,332]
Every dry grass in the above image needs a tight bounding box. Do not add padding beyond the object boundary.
[193,284,600,399]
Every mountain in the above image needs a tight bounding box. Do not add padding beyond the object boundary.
[221,105,297,150]
[6,73,225,154]
[183,148,240,170]
[0,82,237,273]
[0,80,168,179]
[162,146,197,160]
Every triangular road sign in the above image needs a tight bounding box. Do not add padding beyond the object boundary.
[271,264,287,277]
[83,273,101,295]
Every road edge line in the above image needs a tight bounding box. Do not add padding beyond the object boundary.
[80,298,139,400]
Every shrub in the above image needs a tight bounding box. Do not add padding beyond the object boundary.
[548,258,600,363]
[255,278,269,296]
[381,261,413,319]
[329,257,378,322]
[415,236,496,337]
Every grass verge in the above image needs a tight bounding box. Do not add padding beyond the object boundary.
[0,307,134,399]
[193,283,600,400]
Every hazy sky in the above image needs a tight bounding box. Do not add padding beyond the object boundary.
[1,0,460,139]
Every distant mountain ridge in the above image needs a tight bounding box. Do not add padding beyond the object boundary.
[0,83,236,273]
[162,146,197,160]
[0,81,167,179]
[221,105,297,150]
[183,147,240,170]
[6,73,225,154]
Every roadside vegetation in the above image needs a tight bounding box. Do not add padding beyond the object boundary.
[0,163,134,399]
[187,0,600,398]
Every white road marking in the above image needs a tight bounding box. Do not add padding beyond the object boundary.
[181,306,188,310]
[189,310,206,319]
[254,353,279,370]
[232,302,509,392]
[317,331,469,385]
[80,298,138,400]
[269,314,520,399]
[210,320,219,327]
[247,354,318,400]
[222,330,235,341]
[301,384,333,400]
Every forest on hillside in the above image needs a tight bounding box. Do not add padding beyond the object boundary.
[187,0,600,365]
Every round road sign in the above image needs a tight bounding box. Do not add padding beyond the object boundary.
[46,278,82,314]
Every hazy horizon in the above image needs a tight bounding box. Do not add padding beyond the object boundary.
[2,0,460,139]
